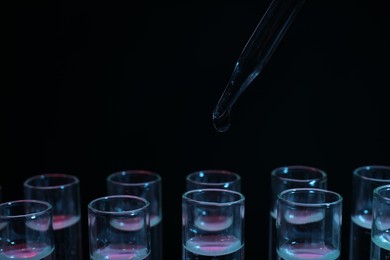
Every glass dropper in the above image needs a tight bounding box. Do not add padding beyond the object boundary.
[212,0,307,132]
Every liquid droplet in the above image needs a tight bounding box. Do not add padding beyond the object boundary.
[212,110,231,133]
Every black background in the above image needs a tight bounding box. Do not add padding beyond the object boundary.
[7,0,389,258]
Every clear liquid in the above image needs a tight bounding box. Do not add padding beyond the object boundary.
[183,235,244,259]
[349,214,372,260]
[150,215,162,260]
[53,215,83,260]
[371,234,390,260]
[277,243,340,260]
[0,243,54,260]
[91,245,150,260]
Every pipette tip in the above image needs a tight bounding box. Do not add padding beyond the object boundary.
[212,110,231,133]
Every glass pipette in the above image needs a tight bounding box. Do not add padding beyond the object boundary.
[212,0,307,132]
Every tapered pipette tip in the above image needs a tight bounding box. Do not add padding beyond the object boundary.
[212,109,231,133]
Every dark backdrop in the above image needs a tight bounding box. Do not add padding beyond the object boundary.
[7,0,389,258]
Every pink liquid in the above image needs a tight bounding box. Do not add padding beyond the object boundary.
[53,215,79,230]
[195,215,233,231]
[110,217,144,231]
[277,243,339,260]
[0,243,54,260]
[184,235,243,257]
[284,209,324,225]
[91,244,150,260]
